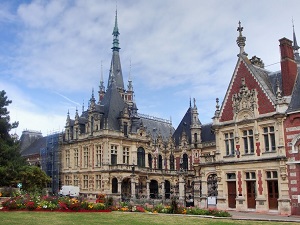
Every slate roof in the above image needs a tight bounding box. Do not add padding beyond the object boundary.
[100,81,126,130]
[139,116,174,141]
[173,107,193,146]
[287,69,300,113]
[21,136,46,157]
[201,123,215,142]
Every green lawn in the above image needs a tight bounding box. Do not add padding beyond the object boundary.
[0,211,298,225]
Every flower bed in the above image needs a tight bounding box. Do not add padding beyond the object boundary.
[1,193,230,217]
[1,194,112,212]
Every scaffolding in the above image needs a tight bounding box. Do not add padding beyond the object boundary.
[40,132,60,194]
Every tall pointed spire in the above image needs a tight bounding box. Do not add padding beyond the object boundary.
[107,8,124,91]
[236,21,247,56]
[292,19,300,63]
[128,59,133,91]
[112,9,120,52]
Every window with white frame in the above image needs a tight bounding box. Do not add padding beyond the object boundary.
[225,132,235,156]
[266,171,278,179]
[263,126,276,152]
[74,149,79,168]
[95,145,102,167]
[123,147,129,164]
[83,147,89,168]
[243,129,254,154]
[95,174,102,190]
[111,145,118,165]
[73,175,79,186]
[65,175,71,185]
[65,150,70,168]
[83,175,88,189]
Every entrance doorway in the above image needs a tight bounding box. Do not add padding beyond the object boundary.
[227,181,236,208]
[246,181,256,209]
[267,180,278,209]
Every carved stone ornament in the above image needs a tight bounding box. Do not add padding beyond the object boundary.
[232,78,257,115]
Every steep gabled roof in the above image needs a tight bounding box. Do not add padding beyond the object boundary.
[287,69,300,113]
[101,81,126,130]
[173,107,192,146]
[201,123,215,143]
[219,56,276,122]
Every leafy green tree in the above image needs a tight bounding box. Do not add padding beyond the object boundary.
[19,166,51,193]
[0,90,26,186]
[0,90,51,192]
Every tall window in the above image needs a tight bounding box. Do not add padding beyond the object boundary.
[137,147,145,167]
[95,145,102,167]
[65,175,71,185]
[263,126,276,152]
[95,174,102,190]
[111,145,118,165]
[148,154,152,169]
[158,155,163,170]
[65,150,70,168]
[183,153,188,170]
[243,129,254,154]
[74,149,79,168]
[83,175,88,189]
[225,132,235,155]
[73,175,79,186]
[123,147,129,164]
[83,147,89,168]
[170,154,175,170]
[112,178,118,193]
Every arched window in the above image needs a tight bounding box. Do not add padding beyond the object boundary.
[183,153,188,170]
[158,154,163,170]
[170,154,174,170]
[137,147,145,167]
[165,180,171,199]
[150,180,158,199]
[148,154,152,169]
[207,174,218,196]
[112,177,118,193]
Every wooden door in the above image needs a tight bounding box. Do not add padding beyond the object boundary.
[267,180,278,209]
[227,181,236,208]
[247,181,256,209]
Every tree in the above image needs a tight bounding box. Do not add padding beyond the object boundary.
[0,90,51,191]
[19,166,51,193]
[0,90,25,186]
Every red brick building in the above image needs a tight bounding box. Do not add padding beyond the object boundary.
[284,26,300,215]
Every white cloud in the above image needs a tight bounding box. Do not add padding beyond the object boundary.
[1,0,300,136]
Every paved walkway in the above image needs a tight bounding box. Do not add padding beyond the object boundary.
[229,211,300,223]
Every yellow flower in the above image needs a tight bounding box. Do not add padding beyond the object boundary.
[0,192,2,197]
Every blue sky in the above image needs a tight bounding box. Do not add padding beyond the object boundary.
[1,0,300,137]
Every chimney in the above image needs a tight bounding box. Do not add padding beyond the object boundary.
[279,37,297,96]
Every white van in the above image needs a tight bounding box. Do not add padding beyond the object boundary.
[59,186,80,197]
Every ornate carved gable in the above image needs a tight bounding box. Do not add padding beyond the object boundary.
[232,78,257,121]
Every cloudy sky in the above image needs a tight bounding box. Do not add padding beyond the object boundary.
[1,0,300,137]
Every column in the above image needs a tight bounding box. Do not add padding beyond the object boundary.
[131,175,136,199]
[146,180,150,199]
[161,181,165,200]
[178,175,185,206]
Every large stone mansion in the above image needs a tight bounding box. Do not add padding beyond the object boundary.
[21,13,300,215]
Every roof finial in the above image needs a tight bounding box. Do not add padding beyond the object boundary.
[128,58,133,91]
[292,18,300,63]
[189,97,192,107]
[236,21,247,56]
[112,7,120,51]
[82,100,84,113]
